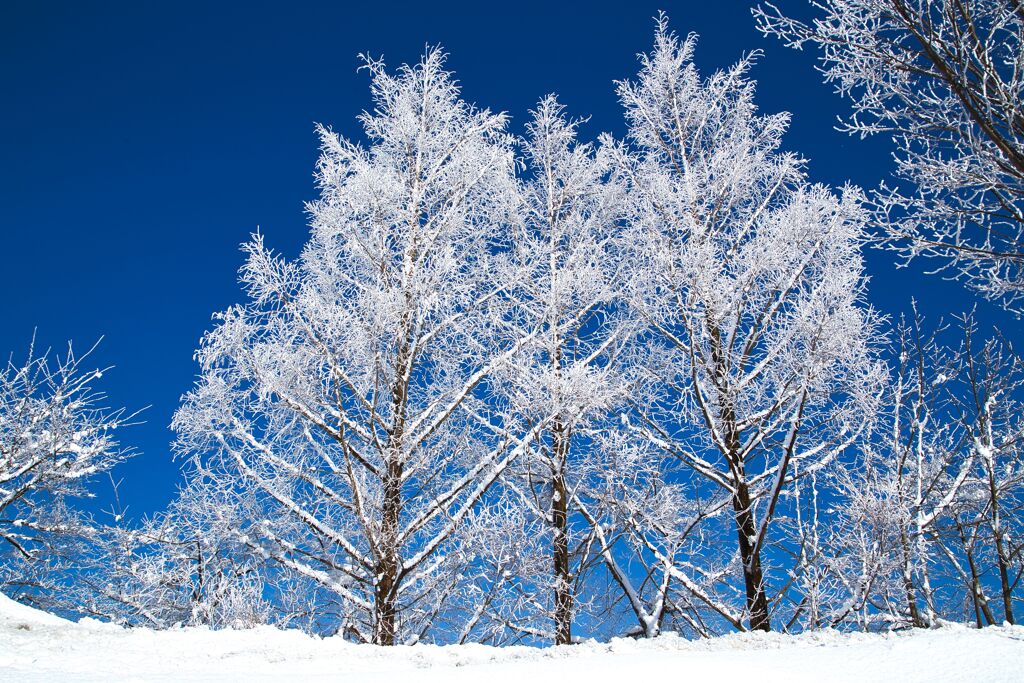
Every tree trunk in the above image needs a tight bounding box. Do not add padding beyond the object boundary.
[375,321,412,646]
[548,316,573,645]
[993,526,1016,625]
[711,315,770,633]
[899,530,925,628]
[551,417,573,645]
[989,478,1016,624]
[708,317,770,634]
[966,544,997,627]
[732,479,770,632]
[374,458,403,646]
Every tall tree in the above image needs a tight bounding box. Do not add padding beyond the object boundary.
[755,0,1024,310]
[173,49,536,645]
[497,96,629,645]
[616,17,883,632]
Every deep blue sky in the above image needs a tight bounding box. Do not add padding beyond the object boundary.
[0,1,1009,519]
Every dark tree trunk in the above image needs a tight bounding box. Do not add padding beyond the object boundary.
[994,526,1016,625]
[899,531,926,628]
[732,479,771,632]
[374,322,412,646]
[549,338,573,645]
[374,458,403,646]
[966,544,997,627]
[552,429,572,645]
[710,316,770,633]
[988,476,1016,625]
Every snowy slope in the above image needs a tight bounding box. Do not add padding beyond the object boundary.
[2,593,1022,682]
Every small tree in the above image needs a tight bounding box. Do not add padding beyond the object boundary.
[78,474,270,630]
[953,316,1024,624]
[825,310,972,629]
[0,338,132,603]
[821,311,1024,629]
[583,428,744,638]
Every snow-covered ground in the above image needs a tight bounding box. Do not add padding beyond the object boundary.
[2,594,1021,682]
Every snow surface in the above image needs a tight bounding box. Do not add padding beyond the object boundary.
[2,593,1022,682]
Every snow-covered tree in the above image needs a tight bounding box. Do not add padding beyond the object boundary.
[496,96,630,644]
[949,317,1024,625]
[615,17,884,632]
[582,429,744,638]
[0,339,133,603]
[818,311,1024,629]
[439,496,552,644]
[76,473,270,630]
[820,310,971,629]
[755,0,1024,310]
[172,48,544,645]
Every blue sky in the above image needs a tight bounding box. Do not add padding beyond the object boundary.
[0,1,1008,519]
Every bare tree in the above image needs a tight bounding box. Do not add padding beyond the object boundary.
[76,473,271,630]
[810,311,1024,630]
[823,310,972,629]
[583,428,744,638]
[755,0,1024,310]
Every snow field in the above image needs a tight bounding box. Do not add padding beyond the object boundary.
[2,593,1022,682]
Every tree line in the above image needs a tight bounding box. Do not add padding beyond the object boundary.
[2,6,1021,646]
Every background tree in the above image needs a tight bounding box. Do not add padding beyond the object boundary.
[583,428,744,638]
[950,315,1024,624]
[802,310,1024,630]
[74,474,271,630]
[755,0,1024,310]
[821,310,972,629]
